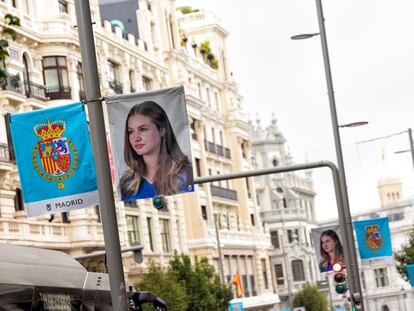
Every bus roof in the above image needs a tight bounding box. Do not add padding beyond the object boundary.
[0,243,88,289]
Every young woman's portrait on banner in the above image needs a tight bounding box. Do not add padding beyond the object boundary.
[311,225,345,273]
[106,86,194,201]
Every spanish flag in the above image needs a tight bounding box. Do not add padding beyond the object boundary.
[232,272,243,298]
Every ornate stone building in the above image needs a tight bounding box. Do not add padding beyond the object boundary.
[250,115,319,310]
[0,0,278,309]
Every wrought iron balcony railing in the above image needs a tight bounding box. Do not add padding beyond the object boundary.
[25,81,48,100]
[1,74,24,94]
[204,140,231,159]
[45,85,71,100]
[210,185,238,201]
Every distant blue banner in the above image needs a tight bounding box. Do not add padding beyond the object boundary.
[10,102,99,217]
[229,302,244,311]
[354,217,392,260]
[407,264,414,287]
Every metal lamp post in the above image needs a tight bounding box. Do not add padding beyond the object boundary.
[291,0,364,309]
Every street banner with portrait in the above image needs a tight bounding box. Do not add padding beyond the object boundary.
[353,217,392,263]
[311,224,345,273]
[106,86,194,201]
[9,102,99,217]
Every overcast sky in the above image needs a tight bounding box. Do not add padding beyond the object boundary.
[177,0,414,221]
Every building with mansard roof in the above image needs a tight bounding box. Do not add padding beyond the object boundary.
[250,115,319,310]
[0,0,278,309]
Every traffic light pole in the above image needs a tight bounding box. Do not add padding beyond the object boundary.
[194,160,362,308]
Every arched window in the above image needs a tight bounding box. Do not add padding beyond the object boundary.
[272,158,278,167]
[23,53,30,95]
[291,260,305,281]
[381,305,390,311]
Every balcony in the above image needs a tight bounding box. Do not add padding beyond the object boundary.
[45,85,71,100]
[24,81,48,101]
[1,74,24,95]
[260,208,307,222]
[210,185,237,201]
[0,143,9,161]
[108,80,123,94]
[204,140,231,159]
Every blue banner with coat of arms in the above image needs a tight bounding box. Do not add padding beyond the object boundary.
[353,217,392,261]
[9,102,99,217]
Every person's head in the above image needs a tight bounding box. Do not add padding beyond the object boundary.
[320,230,344,262]
[122,100,192,195]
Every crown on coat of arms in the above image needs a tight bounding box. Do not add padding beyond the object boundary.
[33,118,66,140]
[365,224,379,234]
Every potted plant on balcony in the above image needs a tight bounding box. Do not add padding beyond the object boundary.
[0,14,20,87]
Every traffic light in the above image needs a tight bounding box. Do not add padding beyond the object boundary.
[152,197,167,210]
[332,261,347,294]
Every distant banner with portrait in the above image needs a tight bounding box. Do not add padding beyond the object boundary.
[353,217,392,263]
[311,224,345,273]
[106,86,194,201]
[9,102,99,217]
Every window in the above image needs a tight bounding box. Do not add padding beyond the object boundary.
[261,259,268,289]
[94,206,101,222]
[242,275,249,297]
[62,212,70,223]
[250,214,255,226]
[11,0,16,8]
[14,188,24,211]
[374,268,389,287]
[291,260,305,281]
[287,229,294,243]
[361,271,366,290]
[214,92,219,110]
[42,56,71,100]
[214,213,222,229]
[124,200,138,208]
[126,215,140,245]
[58,0,68,14]
[201,205,207,220]
[270,231,280,248]
[147,217,154,251]
[274,264,284,285]
[160,219,171,253]
[77,62,85,101]
[4,114,15,161]
[142,76,152,91]
[198,83,202,99]
[195,158,201,177]
[108,60,122,94]
[129,70,136,93]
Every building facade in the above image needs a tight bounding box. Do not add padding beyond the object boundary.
[250,116,319,310]
[0,0,279,309]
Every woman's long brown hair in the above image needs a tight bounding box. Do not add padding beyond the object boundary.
[120,101,192,197]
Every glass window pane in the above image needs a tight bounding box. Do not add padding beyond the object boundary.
[43,57,56,67]
[60,69,69,86]
[44,69,59,87]
[58,56,67,67]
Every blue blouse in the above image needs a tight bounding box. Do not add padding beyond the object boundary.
[121,170,193,201]
[320,261,333,273]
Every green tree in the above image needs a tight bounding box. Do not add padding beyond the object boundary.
[0,14,20,85]
[395,229,414,280]
[136,261,188,311]
[293,283,328,311]
[169,253,233,311]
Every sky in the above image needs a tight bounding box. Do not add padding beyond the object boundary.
[176,0,414,221]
